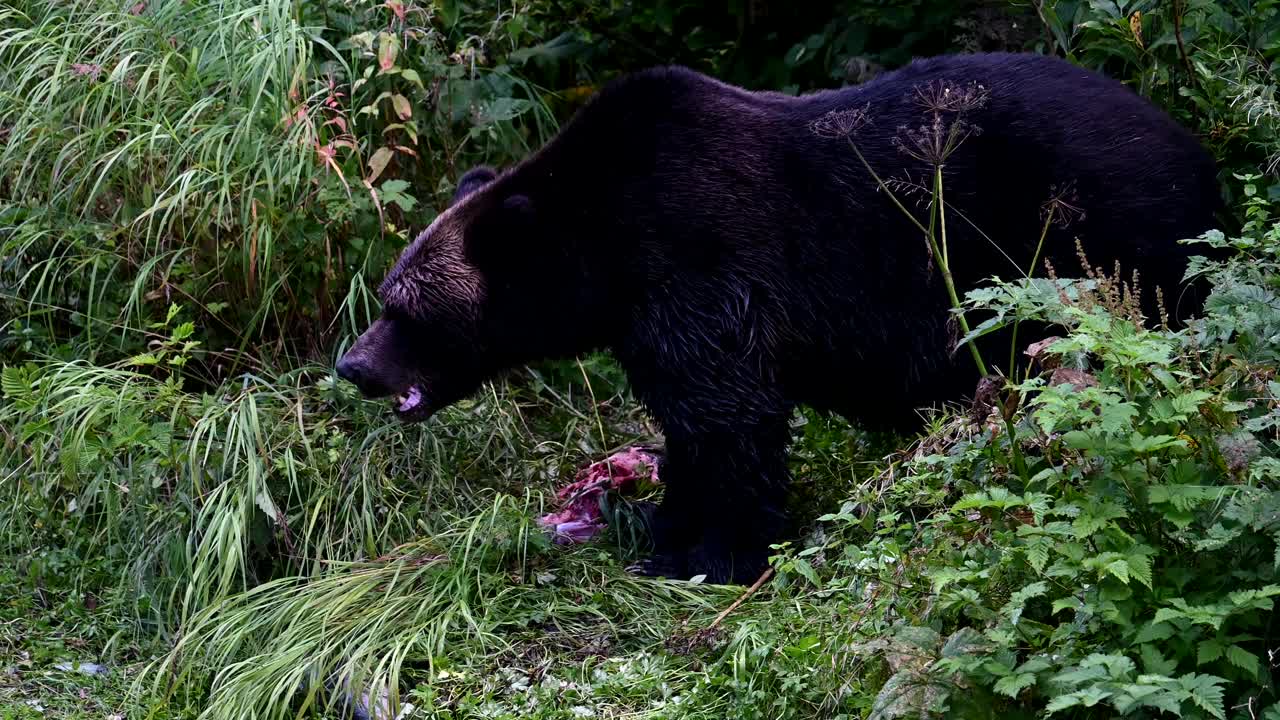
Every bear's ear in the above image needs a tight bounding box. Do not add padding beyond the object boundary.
[502,194,533,217]
[465,193,540,270]
[451,166,498,205]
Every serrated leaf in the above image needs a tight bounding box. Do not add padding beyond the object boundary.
[1126,553,1153,589]
[993,672,1036,698]
[129,353,159,366]
[1225,645,1261,677]
[171,321,194,340]
[1179,673,1226,720]
[1052,596,1083,615]
[1140,645,1177,676]
[1046,687,1112,713]
[1197,639,1224,665]
[1135,621,1175,643]
[1027,538,1050,574]
[60,439,82,479]
[1003,581,1048,624]
[1105,558,1130,584]
[1126,686,1182,716]
[0,366,32,401]
[1128,432,1183,453]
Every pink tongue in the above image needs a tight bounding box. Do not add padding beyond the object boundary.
[398,386,423,413]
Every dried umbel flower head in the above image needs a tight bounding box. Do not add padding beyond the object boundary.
[1042,182,1087,228]
[893,114,983,166]
[809,105,872,139]
[912,79,989,114]
[892,80,991,167]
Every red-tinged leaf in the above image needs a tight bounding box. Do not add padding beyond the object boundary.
[315,143,336,165]
[129,1,146,14]
[363,179,385,226]
[385,0,406,21]
[70,63,102,79]
[391,94,412,120]
[378,33,398,71]
[394,145,418,157]
[324,116,348,132]
[366,146,394,184]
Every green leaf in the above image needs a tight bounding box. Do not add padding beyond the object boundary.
[1126,553,1153,590]
[1140,645,1178,676]
[1135,621,1175,643]
[1072,501,1127,536]
[1026,538,1050,574]
[789,557,820,587]
[1225,645,1261,677]
[1003,581,1048,624]
[1179,673,1226,720]
[171,321,195,341]
[1147,484,1222,510]
[1052,596,1083,615]
[1046,687,1112,713]
[993,672,1036,698]
[391,94,412,120]
[1128,433,1183,453]
[1104,557,1130,584]
[400,68,423,87]
[0,366,33,401]
[1197,639,1224,665]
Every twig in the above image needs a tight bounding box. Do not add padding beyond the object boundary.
[1173,0,1196,83]
[709,568,775,629]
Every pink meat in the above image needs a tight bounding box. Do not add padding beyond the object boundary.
[539,447,661,544]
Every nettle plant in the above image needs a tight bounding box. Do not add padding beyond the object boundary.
[810,183,1280,719]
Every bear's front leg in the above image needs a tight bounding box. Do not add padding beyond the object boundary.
[632,420,793,585]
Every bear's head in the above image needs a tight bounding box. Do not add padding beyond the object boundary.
[335,165,600,422]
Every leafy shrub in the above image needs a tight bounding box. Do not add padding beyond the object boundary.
[788,181,1280,718]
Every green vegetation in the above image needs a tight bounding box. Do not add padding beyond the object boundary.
[3,0,1280,718]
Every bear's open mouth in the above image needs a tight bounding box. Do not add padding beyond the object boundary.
[393,384,425,416]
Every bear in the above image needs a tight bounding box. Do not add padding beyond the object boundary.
[336,52,1222,585]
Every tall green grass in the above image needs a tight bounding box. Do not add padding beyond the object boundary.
[0,0,324,354]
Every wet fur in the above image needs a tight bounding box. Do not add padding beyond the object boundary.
[343,52,1222,584]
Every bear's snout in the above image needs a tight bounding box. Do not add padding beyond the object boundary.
[336,352,392,398]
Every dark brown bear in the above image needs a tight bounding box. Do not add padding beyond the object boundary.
[336,52,1221,585]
